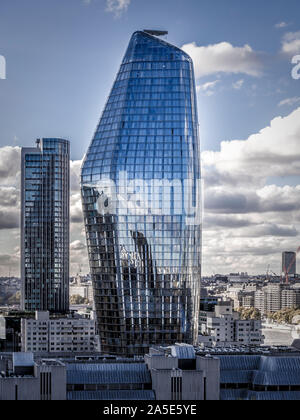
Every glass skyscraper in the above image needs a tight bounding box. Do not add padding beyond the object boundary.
[81,31,201,356]
[21,138,70,313]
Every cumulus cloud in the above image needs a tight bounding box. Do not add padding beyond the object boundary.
[0,209,19,230]
[71,240,86,251]
[246,224,298,238]
[197,80,220,96]
[204,185,300,215]
[281,31,300,55]
[106,0,130,16]
[201,106,300,274]
[182,41,264,78]
[0,146,21,186]
[70,159,82,193]
[202,107,300,186]
[70,192,84,224]
[204,214,254,229]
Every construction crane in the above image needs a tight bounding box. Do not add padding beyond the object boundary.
[283,246,300,284]
[266,264,270,281]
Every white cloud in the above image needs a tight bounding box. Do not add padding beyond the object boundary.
[275,22,291,29]
[201,106,300,275]
[202,107,300,185]
[0,146,21,186]
[281,31,300,55]
[70,159,82,192]
[232,79,244,90]
[278,97,300,107]
[71,240,86,251]
[182,41,264,78]
[197,80,220,96]
[106,0,130,16]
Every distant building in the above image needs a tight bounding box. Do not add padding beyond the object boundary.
[199,302,263,346]
[254,284,300,315]
[21,311,96,353]
[69,276,94,303]
[240,294,255,309]
[67,361,155,401]
[282,252,296,276]
[21,138,70,313]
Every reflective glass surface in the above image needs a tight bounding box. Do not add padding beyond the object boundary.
[21,138,70,313]
[81,32,201,356]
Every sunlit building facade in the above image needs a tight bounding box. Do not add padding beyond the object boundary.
[21,138,70,313]
[81,31,201,356]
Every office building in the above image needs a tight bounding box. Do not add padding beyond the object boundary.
[21,311,96,353]
[282,252,296,276]
[81,31,201,356]
[21,138,70,313]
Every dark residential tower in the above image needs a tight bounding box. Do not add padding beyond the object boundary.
[21,138,70,313]
[81,31,202,356]
[282,252,296,276]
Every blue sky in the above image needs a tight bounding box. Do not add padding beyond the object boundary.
[0,0,299,157]
[0,0,300,276]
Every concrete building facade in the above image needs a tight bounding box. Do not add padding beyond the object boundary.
[21,311,96,353]
[199,303,263,346]
[145,344,220,400]
[0,353,66,400]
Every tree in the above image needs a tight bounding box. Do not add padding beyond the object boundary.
[267,308,300,324]
[237,307,261,320]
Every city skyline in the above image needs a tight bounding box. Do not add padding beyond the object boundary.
[0,0,299,276]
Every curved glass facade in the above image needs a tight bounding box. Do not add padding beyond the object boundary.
[81,31,201,356]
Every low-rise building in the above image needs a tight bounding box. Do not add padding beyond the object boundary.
[21,311,96,353]
[199,302,263,346]
[69,276,94,303]
[67,360,155,401]
[219,353,300,400]
[0,353,66,400]
[145,344,220,400]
